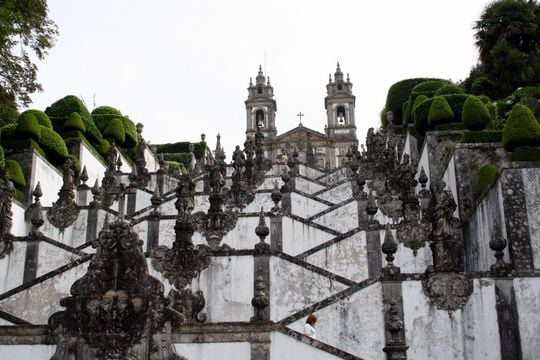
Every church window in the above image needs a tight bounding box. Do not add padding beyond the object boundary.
[337,105,346,124]
[337,84,343,91]
[257,87,263,94]
[256,109,265,128]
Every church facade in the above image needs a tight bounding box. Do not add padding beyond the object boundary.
[245,64,358,169]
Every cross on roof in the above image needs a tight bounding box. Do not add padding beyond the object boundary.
[297,112,304,125]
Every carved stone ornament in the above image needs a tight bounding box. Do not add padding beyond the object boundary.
[168,288,207,325]
[101,147,121,208]
[396,220,429,256]
[0,174,15,258]
[423,272,473,311]
[48,219,185,359]
[225,145,255,210]
[47,158,80,232]
[254,208,270,254]
[378,193,403,223]
[385,299,404,346]
[251,276,269,322]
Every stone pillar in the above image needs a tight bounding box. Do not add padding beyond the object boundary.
[147,211,160,252]
[250,333,271,360]
[86,181,101,244]
[270,216,282,252]
[126,186,137,218]
[500,169,534,271]
[22,239,39,283]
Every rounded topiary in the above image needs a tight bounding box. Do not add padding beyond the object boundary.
[502,104,540,151]
[21,109,52,128]
[63,112,86,132]
[15,112,41,141]
[103,118,126,145]
[0,123,16,143]
[45,95,103,145]
[435,84,465,96]
[412,95,429,115]
[428,96,454,128]
[96,138,111,157]
[38,126,69,165]
[4,159,25,188]
[462,95,491,131]
[121,117,138,148]
[476,164,497,195]
[91,106,123,132]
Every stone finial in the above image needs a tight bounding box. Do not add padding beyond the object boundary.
[79,166,89,188]
[280,168,291,193]
[418,167,428,189]
[366,192,378,218]
[271,181,282,215]
[47,158,80,232]
[26,182,44,235]
[91,179,101,204]
[382,224,400,279]
[489,223,512,276]
[254,207,270,253]
[150,184,162,209]
[251,276,269,322]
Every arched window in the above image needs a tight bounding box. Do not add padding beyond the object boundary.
[337,84,343,91]
[337,105,346,124]
[257,87,263,94]
[256,109,265,128]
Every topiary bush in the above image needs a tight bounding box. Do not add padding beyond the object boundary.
[96,139,111,158]
[462,95,491,131]
[408,80,451,119]
[38,126,69,165]
[21,109,52,128]
[157,141,206,159]
[476,164,498,196]
[15,112,42,141]
[103,118,126,146]
[63,112,86,132]
[4,159,25,188]
[428,96,454,128]
[121,116,138,148]
[502,104,540,151]
[434,123,464,131]
[412,95,429,115]
[384,78,441,126]
[471,76,495,96]
[45,95,103,145]
[435,84,465,96]
[91,106,123,131]
[0,123,16,143]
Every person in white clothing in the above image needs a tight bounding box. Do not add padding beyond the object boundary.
[303,313,317,339]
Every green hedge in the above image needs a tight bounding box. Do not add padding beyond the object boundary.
[91,106,123,131]
[45,95,103,145]
[408,80,450,119]
[38,126,69,165]
[121,117,138,148]
[414,94,469,135]
[434,123,464,131]
[502,104,540,151]
[435,84,465,96]
[510,146,540,161]
[462,95,491,131]
[63,112,86,132]
[476,164,497,195]
[162,152,193,166]
[461,130,502,143]
[428,96,454,128]
[384,78,441,126]
[157,141,206,159]
[471,76,495,96]
[103,118,126,145]
[96,139,111,157]
[15,112,42,141]
[4,159,25,188]
[20,109,52,128]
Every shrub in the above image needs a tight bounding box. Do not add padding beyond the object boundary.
[0,102,18,127]
[471,76,495,96]
[428,96,454,127]
[4,159,25,188]
[21,109,52,128]
[63,112,86,132]
[38,126,69,165]
[157,141,206,159]
[91,106,123,132]
[412,95,429,114]
[162,152,193,166]
[463,95,491,131]
[461,130,502,143]
[15,112,41,141]
[510,146,540,161]
[435,84,465,96]
[434,123,464,131]
[121,117,138,148]
[502,104,540,151]
[414,98,434,135]
[0,123,16,142]
[478,95,491,104]
[45,95,102,145]
[167,161,180,174]
[384,78,441,125]
[408,80,450,118]
[476,164,497,195]
[103,118,126,145]
[96,139,111,157]
[402,101,411,126]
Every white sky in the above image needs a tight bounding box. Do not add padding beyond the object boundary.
[27,0,492,156]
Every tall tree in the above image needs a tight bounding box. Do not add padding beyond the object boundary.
[0,0,58,107]
[474,0,540,97]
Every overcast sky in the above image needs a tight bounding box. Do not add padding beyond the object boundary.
[27,0,492,156]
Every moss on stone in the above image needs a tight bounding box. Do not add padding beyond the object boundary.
[476,163,498,196]
[502,104,540,151]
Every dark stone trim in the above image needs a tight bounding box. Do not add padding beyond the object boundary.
[295,173,331,188]
[495,279,523,360]
[288,214,342,236]
[270,216,283,251]
[310,179,350,198]
[367,230,382,278]
[296,228,362,259]
[0,255,92,301]
[305,197,356,223]
[0,309,31,325]
[0,325,51,345]
[22,240,39,283]
[277,325,364,360]
[294,189,336,207]
[37,236,87,257]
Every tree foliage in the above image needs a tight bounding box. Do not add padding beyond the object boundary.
[0,0,58,106]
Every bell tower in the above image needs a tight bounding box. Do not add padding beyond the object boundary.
[245,65,277,140]
[325,63,357,140]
